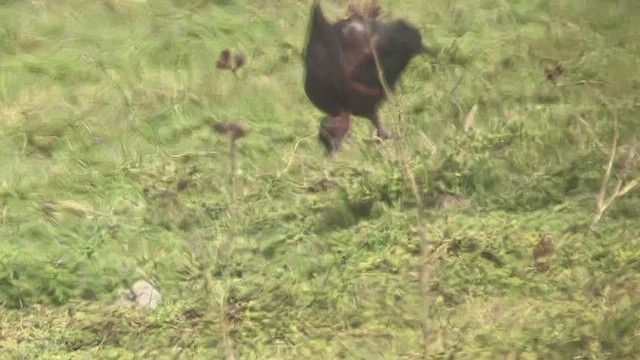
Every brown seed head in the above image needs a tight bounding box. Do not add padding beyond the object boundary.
[544,64,564,85]
[233,52,245,72]
[216,49,232,69]
[213,122,248,141]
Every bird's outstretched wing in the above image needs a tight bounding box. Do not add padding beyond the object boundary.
[371,20,426,89]
[303,1,347,116]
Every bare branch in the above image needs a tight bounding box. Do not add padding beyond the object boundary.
[591,111,640,229]
[370,26,432,359]
[596,113,618,210]
[463,104,478,134]
[575,116,607,155]
[279,134,315,175]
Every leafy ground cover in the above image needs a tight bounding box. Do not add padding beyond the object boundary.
[0,0,639,358]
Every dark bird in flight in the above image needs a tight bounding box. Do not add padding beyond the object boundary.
[303,0,427,155]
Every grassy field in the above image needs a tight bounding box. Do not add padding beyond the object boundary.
[1,0,639,358]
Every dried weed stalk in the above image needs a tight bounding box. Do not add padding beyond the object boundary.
[591,112,640,229]
[213,122,248,218]
[216,49,246,78]
[369,20,433,359]
[211,121,249,360]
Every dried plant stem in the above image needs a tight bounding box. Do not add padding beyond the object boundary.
[555,79,609,88]
[575,116,607,155]
[219,280,237,360]
[222,138,240,360]
[229,139,237,205]
[370,34,432,359]
[462,104,478,134]
[279,134,315,175]
[591,113,640,229]
[167,150,219,158]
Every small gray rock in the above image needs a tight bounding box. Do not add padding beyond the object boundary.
[117,280,162,310]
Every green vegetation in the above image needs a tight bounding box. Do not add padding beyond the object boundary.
[1,0,639,358]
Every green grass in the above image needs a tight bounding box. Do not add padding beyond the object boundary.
[1,0,639,358]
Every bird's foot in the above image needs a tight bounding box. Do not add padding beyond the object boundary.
[376,128,392,141]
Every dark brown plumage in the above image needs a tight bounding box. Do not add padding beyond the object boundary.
[216,49,232,70]
[303,0,427,155]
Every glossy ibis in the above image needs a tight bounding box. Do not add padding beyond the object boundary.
[303,0,427,155]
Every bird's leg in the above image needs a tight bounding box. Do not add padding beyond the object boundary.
[319,113,351,155]
[344,127,354,145]
[321,156,331,180]
[367,112,391,141]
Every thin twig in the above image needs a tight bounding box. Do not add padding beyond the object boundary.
[229,139,237,204]
[167,150,219,158]
[212,124,247,360]
[219,280,237,360]
[555,80,609,88]
[420,131,438,151]
[224,138,240,252]
[591,116,621,229]
[449,70,465,97]
[596,114,618,211]
[591,111,640,229]
[463,104,478,134]
[370,30,431,359]
[279,134,315,175]
[575,116,607,155]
